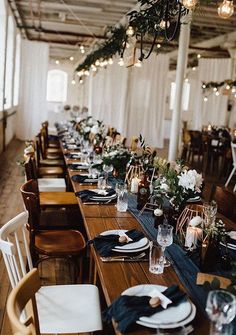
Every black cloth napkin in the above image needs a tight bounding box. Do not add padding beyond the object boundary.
[65,153,81,159]
[103,285,186,333]
[71,174,97,183]
[88,229,145,256]
[67,163,88,170]
[75,188,116,202]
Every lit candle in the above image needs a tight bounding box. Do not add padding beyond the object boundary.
[131,177,140,194]
[185,227,203,250]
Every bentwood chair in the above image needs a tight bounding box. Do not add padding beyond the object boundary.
[2,214,102,334]
[20,179,82,231]
[19,187,86,278]
[42,121,60,148]
[211,185,236,222]
[40,127,62,159]
[225,142,236,191]
[24,157,67,192]
[35,135,64,167]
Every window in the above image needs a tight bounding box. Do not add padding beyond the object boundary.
[0,0,7,110]
[13,33,21,106]
[4,15,15,109]
[46,69,68,102]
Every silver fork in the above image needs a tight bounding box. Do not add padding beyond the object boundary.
[101,252,147,262]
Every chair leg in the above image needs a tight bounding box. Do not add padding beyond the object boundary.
[225,166,236,187]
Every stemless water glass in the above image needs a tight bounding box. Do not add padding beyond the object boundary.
[149,241,164,274]
[156,224,173,267]
[116,184,128,212]
[103,164,113,185]
[206,290,236,335]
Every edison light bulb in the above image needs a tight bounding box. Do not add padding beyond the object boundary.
[218,1,234,19]
[126,26,135,36]
[159,20,170,29]
[182,0,198,10]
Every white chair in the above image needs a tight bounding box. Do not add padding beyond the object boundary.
[225,142,236,192]
[0,212,103,334]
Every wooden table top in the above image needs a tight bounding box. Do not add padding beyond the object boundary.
[64,149,210,334]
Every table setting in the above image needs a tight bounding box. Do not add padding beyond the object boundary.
[55,121,236,335]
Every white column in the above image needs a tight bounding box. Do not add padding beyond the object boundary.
[168,13,192,161]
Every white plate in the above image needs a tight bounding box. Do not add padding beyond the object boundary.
[220,242,236,250]
[66,144,79,149]
[187,196,201,203]
[100,230,150,252]
[91,194,117,201]
[228,231,236,241]
[122,284,194,329]
[137,304,196,329]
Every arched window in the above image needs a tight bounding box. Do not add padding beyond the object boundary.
[13,33,21,106]
[5,15,15,109]
[0,0,7,110]
[46,69,68,102]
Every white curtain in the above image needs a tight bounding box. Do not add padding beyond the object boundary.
[89,53,169,148]
[89,59,129,131]
[192,58,231,129]
[126,54,169,148]
[17,40,49,140]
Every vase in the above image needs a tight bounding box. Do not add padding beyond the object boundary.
[200,238,220,272]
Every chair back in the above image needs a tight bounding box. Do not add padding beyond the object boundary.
[231,142,236,167]
[189,130,203,151]
[7,268,41,335]
[20,180,41,231]
[34,137,42,164]
[24,157,38,181]
[211,186,236,222]
[0,212,33,288]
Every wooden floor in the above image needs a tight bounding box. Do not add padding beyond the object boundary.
[0,138,234,335]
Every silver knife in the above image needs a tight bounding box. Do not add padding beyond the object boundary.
[101,257,149,262]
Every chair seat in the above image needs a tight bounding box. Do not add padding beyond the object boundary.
[40,158,64,166]
[47,147,62,154]
[38,166,64,177]
[40,192,78,206]
[35,230,86,255]
[37,284,102,333]
[38,178,66,192]
[46,153,63,160]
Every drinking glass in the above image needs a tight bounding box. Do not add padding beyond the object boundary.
[209,200,217,225]
[97,176,106,190]
[206,290,236,335]
[156,224,173,267]
[116,185,128,212]
[149,242,164,274]
[103,164,113,184]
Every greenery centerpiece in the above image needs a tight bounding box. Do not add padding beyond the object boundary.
[102,144,132,179]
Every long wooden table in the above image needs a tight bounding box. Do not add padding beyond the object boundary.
[64,152,209,335]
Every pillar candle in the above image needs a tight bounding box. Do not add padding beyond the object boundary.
[130,177,140,194]
[185,226,203,250]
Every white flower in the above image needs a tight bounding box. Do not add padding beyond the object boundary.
[154,208,163,217]
[91,125,99,134]
[178,169,203,191]
[87,117,93,126]
[84,126,91,133]
[160,183,169,192]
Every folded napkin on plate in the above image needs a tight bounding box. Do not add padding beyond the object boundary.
[67,163,89,170]
[75,188,116,202]
[103,285,186,333]
[71,174,98,183]
[65,153,81,159]
[88,229,145,256]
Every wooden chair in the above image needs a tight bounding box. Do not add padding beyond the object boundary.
[225,142,236,191]
[42,121,60,148]
[24,157,67,192]
[187,130,203,165]
[40,127,62,159]
[35,135,64,166]
[211,185,236,222]
[20,179,80,224]
[2,214,102,334]
[19,185,86,277]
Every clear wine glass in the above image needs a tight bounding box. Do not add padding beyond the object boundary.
[156,224,173,268]
[209,200,218,224]
[206,290,236,335]
[103,164,113,184]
